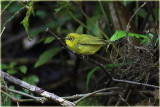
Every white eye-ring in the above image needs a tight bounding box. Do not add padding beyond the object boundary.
[69,38,74,41]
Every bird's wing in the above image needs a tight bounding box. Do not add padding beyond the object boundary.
[79,35,106,45]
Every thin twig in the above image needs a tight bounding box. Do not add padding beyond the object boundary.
[74,87,122,104]
[79,7,109,39]
[1,90,17,102]
[86,57,113,80]
[63,91,120,100]
[1,0,14,14]
[2,85,47,103]
[66,8,93,36]
[119,94,130,106]
[112,78,160,89]
[98,0,111,36]
[125,2,147,35]
[3,6,26,28]
[1,90,39,102]
[0,27,6,38]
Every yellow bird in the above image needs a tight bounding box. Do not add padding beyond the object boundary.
[65,33,109,55]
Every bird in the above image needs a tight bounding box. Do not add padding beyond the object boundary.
[65,33,110,55]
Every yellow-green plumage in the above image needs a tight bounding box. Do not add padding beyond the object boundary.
[65,33,107,55]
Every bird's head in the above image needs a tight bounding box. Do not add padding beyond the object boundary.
[65,33,81,49]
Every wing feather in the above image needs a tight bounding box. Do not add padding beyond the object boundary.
[79,34,106,45]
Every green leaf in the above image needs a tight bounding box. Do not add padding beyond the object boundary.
[22,88,30,94]
[35,10,46,19]
[6,96,12,106]
[146,33,159,46]
[34,47,62,68]
[44,36,55,44]
[9,86,15,90]
[110,30,150,45]
[1,1,13,12]
[9,86,22,99]
[153,8,159,21]
[28,15,73,38]
[86,67,99,89]
[1,64,9,70]
[87,15,102,38]
[18,66,27,74]
[22,75,39,85]
[121,1,132,6]
[76,25,83,34]
[8,85,22,98]
[21,2,34,38]
[86,62,131,89]
[147,33,154,39]
[109,31,121,41]
[54,2,72,14]
[137,8,147,18]
[28,27,43,38]
[9,62,17,68]
[15,94,22,99]
[54,7,62,13]
[7,69,17,75]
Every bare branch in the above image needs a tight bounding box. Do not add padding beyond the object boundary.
[112,78,160,89]
[1,71,75,106]
[126,2,147,34]
[74,87,122,104]
[63,91,120,100]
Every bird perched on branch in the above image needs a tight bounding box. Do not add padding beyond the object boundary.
[65,33,111,55]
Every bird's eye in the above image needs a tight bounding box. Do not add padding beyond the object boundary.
[69,38,74,41]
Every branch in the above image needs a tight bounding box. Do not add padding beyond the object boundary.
[63,91,120,100]
[1,89,40,103]
[1,71,75,106]
[2,85,46,103]
[112,78,160,89]
[1,89,17,102]
[0,27,6,38]
[125,2,147,35]
[117,94,130,106]
[2,84,120,103]
[74,87,122,104]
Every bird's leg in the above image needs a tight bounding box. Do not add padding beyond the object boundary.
[82,55,86,59]
[80,55,88,60]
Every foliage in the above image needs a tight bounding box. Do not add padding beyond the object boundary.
[110,30,151,45]
[86,62,131,89]
[2,2,26,27]
[43,36,55,44]
[22,75,39,85]
[34,47,62,68]
[86,15,103,38]
[21,1,34,38]
[76,25,84,34]
[1,62,27,74]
